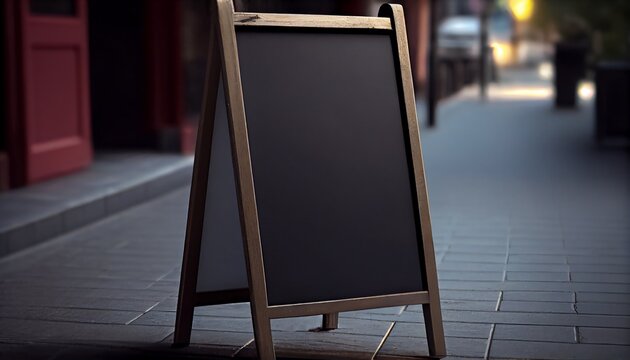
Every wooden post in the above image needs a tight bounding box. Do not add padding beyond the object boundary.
[321,313,339,330]
[479,0,490,100]
[427,0,438,127]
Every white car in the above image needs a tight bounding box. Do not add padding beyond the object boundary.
[438,15,514,66]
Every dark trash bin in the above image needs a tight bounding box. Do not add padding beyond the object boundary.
[554,42,588,108]
[595,61,630,145]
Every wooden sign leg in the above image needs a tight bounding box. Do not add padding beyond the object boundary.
[173,300,194,346]
[379,3,447,358]
[215,0,276,358]
[423,303,446,357]
[321,313,339,330]
[174,2,223,348]
[250,310,275,359]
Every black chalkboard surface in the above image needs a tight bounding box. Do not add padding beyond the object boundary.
[175,2,445,359]
[237,30,424,305]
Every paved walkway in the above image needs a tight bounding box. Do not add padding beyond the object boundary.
[0,152,192,257]
[1,79,628,359]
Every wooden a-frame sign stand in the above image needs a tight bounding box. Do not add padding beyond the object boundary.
[174,1,446,358]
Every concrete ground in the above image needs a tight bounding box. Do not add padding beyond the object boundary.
[0,76,628,359]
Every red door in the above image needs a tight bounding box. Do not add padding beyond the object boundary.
[7,0,92,185]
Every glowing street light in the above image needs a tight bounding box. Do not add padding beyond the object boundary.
[508,0,534,21]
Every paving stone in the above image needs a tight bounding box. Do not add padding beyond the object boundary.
[0,276,156,291]
[326,317,393,337]
[506,263,570,272]
[570,282,630,293]
[576,292,630,304]
[354,306,406,315]
[377,354,470,360]
[0,318,173,344]
[570,264,630,274]
[50,343,228,360]
[447,244,506,254]
[378,335,487,359]
[509,235,562,243]
[409,300,497,312]
[438,270,503,281]
[439,290,500,301]
[440,279,574,292]
[576,302,630,316]
[511,231,563,239]
[2,266,174,282]
[508,245,567,255]
[571,272,630,284]
[238,330,384,359]
[162,329,254,357]
[439,309,630,329]
[499,301,575,314]
[132,310,252,332]
[489,339,630,360]
[0,305,143,325]
[146,281,179,292]
[493,324,576,343]
[151,297,179,312]
[506,271,569,282]
[0,292,160,312]
[340,307,406,320]
[578,327,630,345]
[442,253,507,264]
[567,255,628,265]
[451,230,508,238]
[445,237,507,247]
[392,321,491,339]
[437,280,505,291]
[194,303,254,318]
[437,263,506,272]
[508,254,567,264]
[501,291,574,303]
[375,336,429,358]
[340,311,410,323]
[510,223,562,231]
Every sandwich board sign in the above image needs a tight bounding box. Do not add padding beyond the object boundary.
[174,1,446,358]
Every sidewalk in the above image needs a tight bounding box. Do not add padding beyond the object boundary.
[0,152,193,258]
[1,78,628,359]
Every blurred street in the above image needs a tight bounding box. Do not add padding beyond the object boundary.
[0,69,629,359]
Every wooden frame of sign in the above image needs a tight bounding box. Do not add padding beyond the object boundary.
[174,1,446,359]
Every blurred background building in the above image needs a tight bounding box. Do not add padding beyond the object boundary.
[1,0,629,191]
[1,0,436,191]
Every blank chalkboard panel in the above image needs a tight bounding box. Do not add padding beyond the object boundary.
[196,78,249,293]
[236,29,424,306]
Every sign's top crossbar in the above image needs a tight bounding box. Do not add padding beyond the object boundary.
[234,12,393,30]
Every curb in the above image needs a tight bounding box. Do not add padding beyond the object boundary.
[0,159,193,258]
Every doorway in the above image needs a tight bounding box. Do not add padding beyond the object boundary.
[88,0,151,150]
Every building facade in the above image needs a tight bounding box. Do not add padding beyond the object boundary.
[1,0,430,190]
